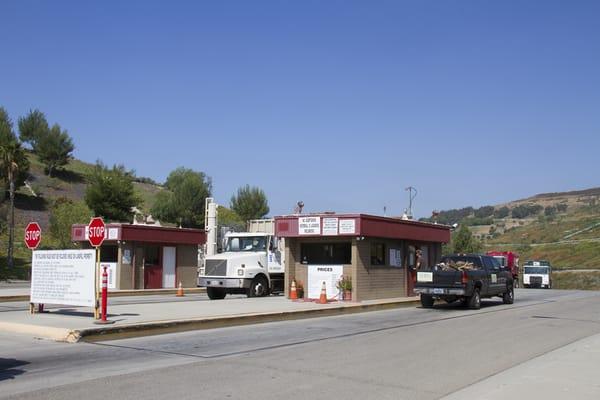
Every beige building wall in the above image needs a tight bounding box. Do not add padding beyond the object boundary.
[118,243,134,290]
[354,238,406,301]
[177,245,199,288]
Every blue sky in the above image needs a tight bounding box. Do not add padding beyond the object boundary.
[1,1,599,218]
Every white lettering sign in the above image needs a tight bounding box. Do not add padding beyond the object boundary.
[322,218,339,236]
[30,250,96,307]
[298,217,321,235]
[389,248,403,267]
[339,219,356,234]
[308,264,343,299]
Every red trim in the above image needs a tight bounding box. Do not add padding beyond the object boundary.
[275,214,450,243]
[71,223,205,245]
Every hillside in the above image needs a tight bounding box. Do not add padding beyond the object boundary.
[428,187,600,270]
[1,152,164,278]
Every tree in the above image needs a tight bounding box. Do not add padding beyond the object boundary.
[230,185,270,223]
[18,109,49,150]
[85,161,140,222]
[0,108,30,197]
[217,206,245,231]
[474,205,494,218]
[0,108,30,270]
[450,225,482,254]
[151,167,212,228]
[49,198,93,248]
[493,206,510,219]
[36,124,74,177]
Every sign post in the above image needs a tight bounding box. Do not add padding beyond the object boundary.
[25,222,42,314]
[87,217,110,322]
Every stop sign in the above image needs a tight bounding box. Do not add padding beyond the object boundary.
[88,217,106,247]
[24,222,42,250]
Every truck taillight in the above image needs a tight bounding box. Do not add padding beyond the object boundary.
[461,271,468,284]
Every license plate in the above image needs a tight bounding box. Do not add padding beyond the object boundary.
[433,288,444,294]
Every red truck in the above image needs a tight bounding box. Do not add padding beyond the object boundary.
[486,251,520,288]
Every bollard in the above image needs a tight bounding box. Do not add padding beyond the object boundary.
[94,266,115,325]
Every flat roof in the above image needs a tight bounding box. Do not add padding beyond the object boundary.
[72,223,206,245]
[274,213,450,243]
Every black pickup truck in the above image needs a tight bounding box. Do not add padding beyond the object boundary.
[414,254,514,309]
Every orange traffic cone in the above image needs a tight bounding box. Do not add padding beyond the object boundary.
[290,280,298,300]
[176,281,184,297]
[318,281,327,304]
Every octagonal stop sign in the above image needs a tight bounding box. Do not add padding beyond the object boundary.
[24,222,42,250]
[88,217,106,247]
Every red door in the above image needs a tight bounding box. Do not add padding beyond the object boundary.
[143,246,162,289]
[144,266,162,289]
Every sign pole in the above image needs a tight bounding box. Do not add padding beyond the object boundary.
[94,246,100,320]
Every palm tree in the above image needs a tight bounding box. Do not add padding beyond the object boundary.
[0,141,21,269]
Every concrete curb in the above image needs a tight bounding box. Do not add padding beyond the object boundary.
[0,288,206,303]
[75,299,420,342]
[0,321,73,342]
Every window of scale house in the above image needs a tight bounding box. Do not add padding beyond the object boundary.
[370,242,386,265]
[300,242,351,265]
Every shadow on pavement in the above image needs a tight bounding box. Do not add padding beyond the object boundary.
[0,358,29,382]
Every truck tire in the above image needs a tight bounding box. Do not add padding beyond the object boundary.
[207,287,226,300]
[420,294,434,308]
[502,285,514,304]
[468,288,481,310]
[247,276,269,298]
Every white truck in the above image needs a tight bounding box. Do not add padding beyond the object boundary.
[523,260,552,289]
[198,219,285,299]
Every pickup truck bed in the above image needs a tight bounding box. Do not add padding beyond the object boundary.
[414,254,514,309]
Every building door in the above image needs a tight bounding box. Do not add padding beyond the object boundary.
[162,246,176,288]
[144,245,162,289]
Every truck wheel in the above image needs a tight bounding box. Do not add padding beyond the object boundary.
[420,294,434,308]
[502,285,514,304]
[207,287,226,300]
[468,288,481,310]
[247,276,269,298]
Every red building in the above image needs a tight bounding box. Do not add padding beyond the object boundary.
[72,223,205,290]
[275,214,451,301]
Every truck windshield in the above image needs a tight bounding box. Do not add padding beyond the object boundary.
[524,266,549,275]
[493,256,507,267]
[225,236,267,252]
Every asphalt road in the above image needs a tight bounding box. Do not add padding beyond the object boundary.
[1,289,600,400]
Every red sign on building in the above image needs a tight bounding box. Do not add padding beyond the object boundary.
[24,222,42,250]
[88,217,106,247]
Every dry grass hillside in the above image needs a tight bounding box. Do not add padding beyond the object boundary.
[1,152,164,279]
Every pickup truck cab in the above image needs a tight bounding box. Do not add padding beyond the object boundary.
[414,254,514,309]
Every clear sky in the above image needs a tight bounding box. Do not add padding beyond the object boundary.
[1,1,599,218]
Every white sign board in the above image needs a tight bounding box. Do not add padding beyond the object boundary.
[389,248,403,267]
[298,217,321,235]
[30,250,96,307]
[99,262,117,290]
[308,265,343,299]
[339,219,356,234]
[322,218,339,235]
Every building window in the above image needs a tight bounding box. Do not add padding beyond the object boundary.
[145,246,160,266]
[100,245,118,263]
[370,243,385,265]
[300,242,351,265]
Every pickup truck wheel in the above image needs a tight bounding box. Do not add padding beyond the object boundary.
[468,288,481,310]
[247,276,269,298]
[420,294,434,308]
[207,287,226,300]
[502,285,514,304]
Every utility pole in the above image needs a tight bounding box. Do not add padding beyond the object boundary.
[405,186,417,219]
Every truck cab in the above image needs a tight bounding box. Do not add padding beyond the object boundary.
[523,260,552,289]
[198,232,284,299]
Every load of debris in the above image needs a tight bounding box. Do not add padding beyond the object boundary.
[435,260,477,271]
